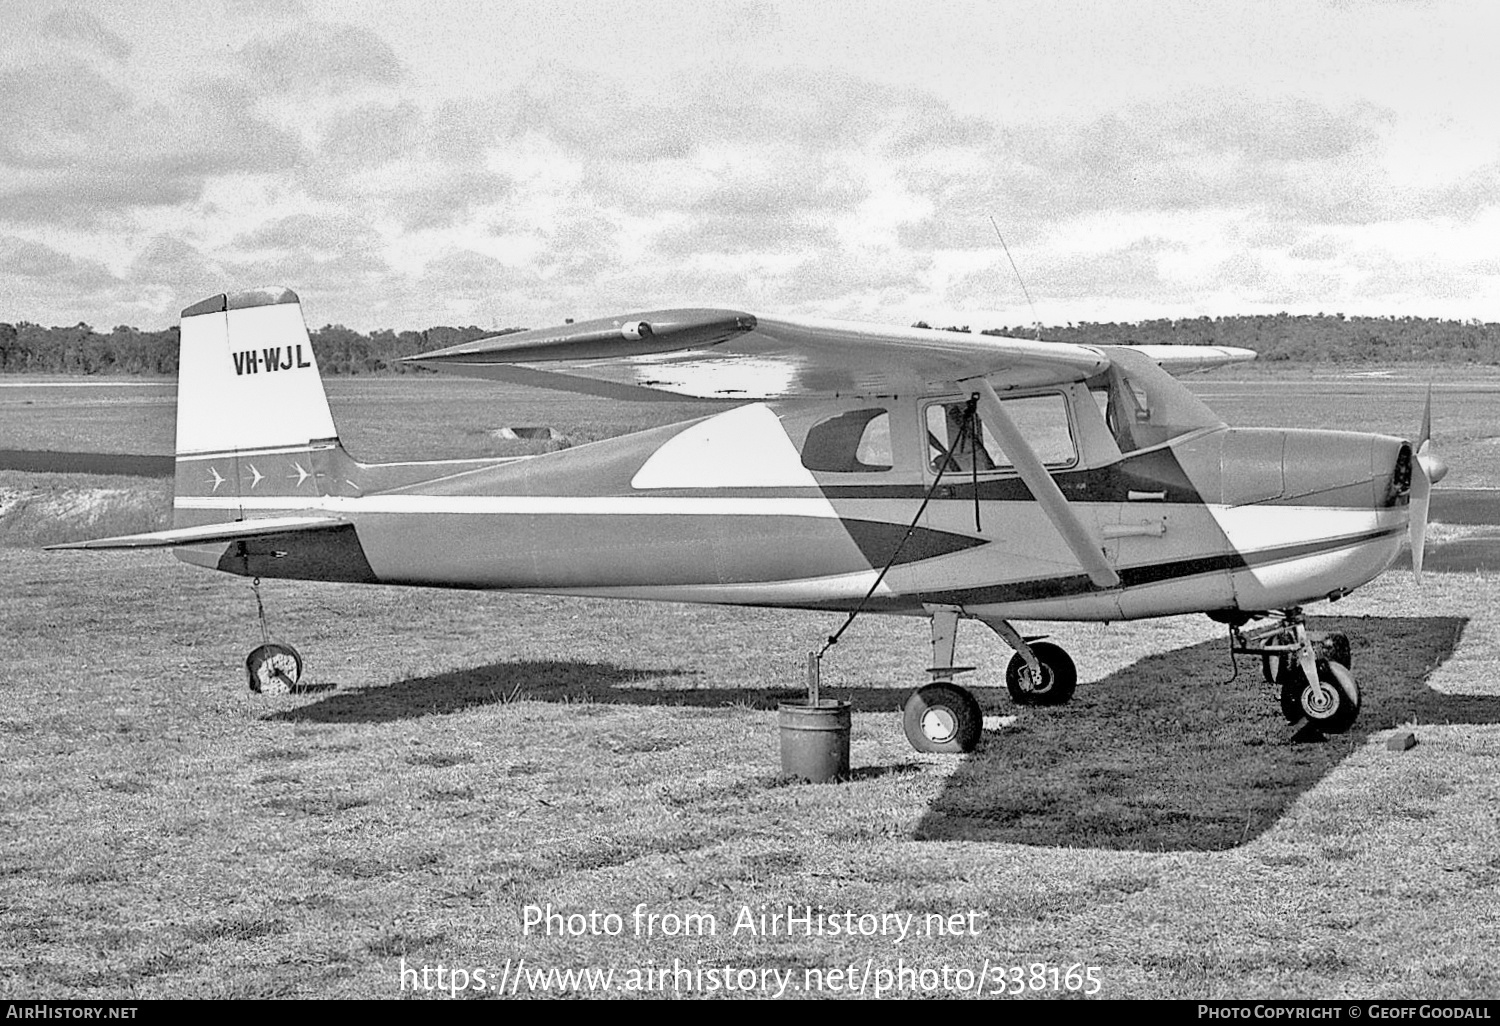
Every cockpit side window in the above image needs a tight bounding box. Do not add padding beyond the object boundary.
[801,408,893,472]
[924,393,1076,473]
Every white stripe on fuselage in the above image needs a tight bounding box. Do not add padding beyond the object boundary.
[1209,503,1405,611]
[175,496,1400,546]
[1207,503,1399,548]
[175,495,845,517]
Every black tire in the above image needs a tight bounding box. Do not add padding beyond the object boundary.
[1318,632,1352,670]
[246,643,303,695]
[1005,641,1078,706]
[902,683,983,754]
[1278,658,1359,733]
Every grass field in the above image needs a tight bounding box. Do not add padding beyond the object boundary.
[2,368,1499,1000]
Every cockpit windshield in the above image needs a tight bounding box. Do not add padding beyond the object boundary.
[1089,346,1225,453]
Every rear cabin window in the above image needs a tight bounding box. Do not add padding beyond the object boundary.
[925,394,1075,473]
[800,409,893,473]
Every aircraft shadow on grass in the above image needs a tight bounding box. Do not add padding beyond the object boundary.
[915,614,1480,852]
[269,659,918,725]
[273,615,1487,853]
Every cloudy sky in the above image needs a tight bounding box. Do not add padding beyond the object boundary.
[2,0,1496,331]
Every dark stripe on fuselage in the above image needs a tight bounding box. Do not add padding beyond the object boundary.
[804,525,1404,612]
[839,519,987,566]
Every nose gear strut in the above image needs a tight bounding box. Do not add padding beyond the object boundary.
[1229,608,1359,733]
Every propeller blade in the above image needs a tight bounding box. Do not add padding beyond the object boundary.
[1408,381,1447,578]
[1417,384,1433,452]
[1414,382,1448,481]
[1409,452,1431,581]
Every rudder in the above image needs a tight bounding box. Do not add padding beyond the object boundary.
[172,287,344,530]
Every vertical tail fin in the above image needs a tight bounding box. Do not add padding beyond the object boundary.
[51,287,375,583]
[172,287,345,529]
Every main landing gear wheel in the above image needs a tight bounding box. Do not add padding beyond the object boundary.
[902,682,983,754]
[246,643,304,695]
[1005,641,1077,706]
[1278,658,1359,734]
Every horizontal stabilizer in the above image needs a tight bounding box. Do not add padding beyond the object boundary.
[47,515,351,551]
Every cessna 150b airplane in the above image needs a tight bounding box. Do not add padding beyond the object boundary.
[55,287,1447,754]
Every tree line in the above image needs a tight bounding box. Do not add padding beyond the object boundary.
[978,312,1500,363]
[984,312,1500,364]
[0,322,497,375]
[3,312,1498,375]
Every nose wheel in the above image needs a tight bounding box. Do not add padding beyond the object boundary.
[1233,610,1360,733]
[1278,657,1359,733]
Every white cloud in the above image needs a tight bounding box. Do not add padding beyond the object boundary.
[2,0,1498,328]
[236,21,405,95]
[37,8,131,61]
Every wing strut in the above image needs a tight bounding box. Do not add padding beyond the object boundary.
[967,378,1121,590]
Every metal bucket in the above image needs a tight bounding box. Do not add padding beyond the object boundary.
[777,700,851,783]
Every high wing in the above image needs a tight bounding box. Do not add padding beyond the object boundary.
[405,309,1255,593]
[405,310,1114,399]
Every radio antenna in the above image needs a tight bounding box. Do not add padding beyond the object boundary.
[988,214,1042,341]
